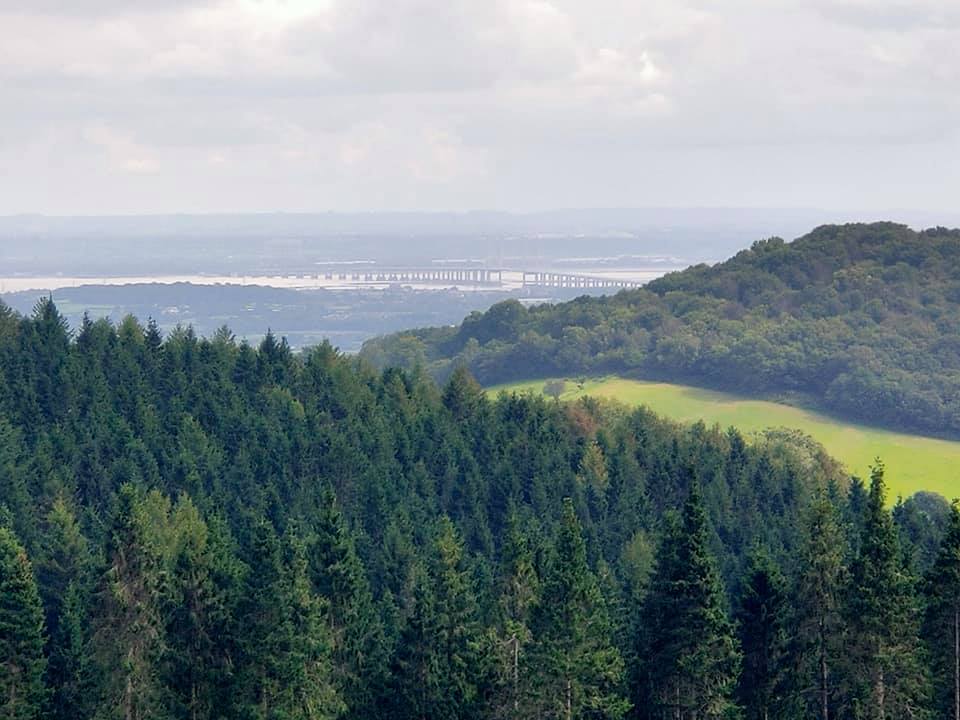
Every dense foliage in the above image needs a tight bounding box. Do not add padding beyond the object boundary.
[0,299,957,719]
[362,222,960,436]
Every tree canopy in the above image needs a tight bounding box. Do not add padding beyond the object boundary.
[362,223,960,437]
[0,301,954,719]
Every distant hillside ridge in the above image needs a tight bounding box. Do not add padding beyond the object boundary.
[360,222,960,437]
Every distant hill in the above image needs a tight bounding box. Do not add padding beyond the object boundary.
[361,222,960,437]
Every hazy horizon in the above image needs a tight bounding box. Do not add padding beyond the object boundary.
[1,205,959,219]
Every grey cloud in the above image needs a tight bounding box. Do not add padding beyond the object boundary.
[284,0,579,94]
[810,0,960,29]
[0,0,958,214]
[0,0,211,16]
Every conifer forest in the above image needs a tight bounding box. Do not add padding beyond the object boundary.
[2,298,959,720]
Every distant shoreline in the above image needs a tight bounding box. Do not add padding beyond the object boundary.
[0,267,677,294]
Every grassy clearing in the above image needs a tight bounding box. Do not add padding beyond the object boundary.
[491,376,960,502]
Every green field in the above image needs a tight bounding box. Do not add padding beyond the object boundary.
[491,376,960,502]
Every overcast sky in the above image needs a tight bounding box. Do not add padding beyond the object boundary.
[1,0,957,215]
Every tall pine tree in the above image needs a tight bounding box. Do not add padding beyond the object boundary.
[735,548,787,720]
[234,520,342,720]
[164,496,235,720]
[638,484,740,720]
[34,493,94,720]
[0,526,47,720]
[843,462,929,719]
[309,488,389,720]
[528,498,629,720]
[923,501,960,720]
[783,494,846,720]
[91,484,169,720]
[489,506,540,719]
[389,517,484,720]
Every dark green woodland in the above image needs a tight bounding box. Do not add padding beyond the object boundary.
[0,297,958,719]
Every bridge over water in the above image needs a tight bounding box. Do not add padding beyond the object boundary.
[301,267,643,290]
[315,267,504,285]
[0,266,652,295]
[519,271,641,290]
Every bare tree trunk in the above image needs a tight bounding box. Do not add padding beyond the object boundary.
[512,634,519,713]
[126,674,133,720]
[819,615,829,720]
[566,677,572,720]
[953,606,960,720]
[877,666,885,720]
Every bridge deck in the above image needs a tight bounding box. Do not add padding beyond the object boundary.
[252,267,642,289]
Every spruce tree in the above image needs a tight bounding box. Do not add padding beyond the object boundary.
[54,583,93,720]
[25,297,72,425]
[529,498,629,720]
[233,519,286,719]
[389,517,484,720]
[638,485,740,720]
[234,520,342,720]
[489,506,540,719]
[309,488,389,720]
[0,527,47,720]
[432,517,485,717]
[442,366,485,422]
[34,493,94,720]
[284,533,344,720]
[388,560,442,720]
[923,501,960,720]
[0,416,33,549]
[91,484,169,720]
[736,548,786,720]
[782,493,845,720]
[164,496,233,720]
[843,462,929,719]
[34,492,91,633]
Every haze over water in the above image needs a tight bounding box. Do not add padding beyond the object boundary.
[0,268,675,295]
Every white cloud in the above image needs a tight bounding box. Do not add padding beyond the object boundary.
[810,0,960,30]
[0,0,958,213]
[83,124,160,174]
[574,48,664,88]
[0,0,211,16]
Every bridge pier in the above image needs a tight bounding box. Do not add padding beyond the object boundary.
[270,266,634,290]
[521,270,640,291]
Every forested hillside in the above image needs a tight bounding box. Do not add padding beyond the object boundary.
[0,299,958,720]
[362,222,960,436]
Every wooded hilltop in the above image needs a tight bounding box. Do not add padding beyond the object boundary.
[363,222,960,437]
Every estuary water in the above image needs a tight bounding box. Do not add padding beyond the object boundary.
[0,267,676,294]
